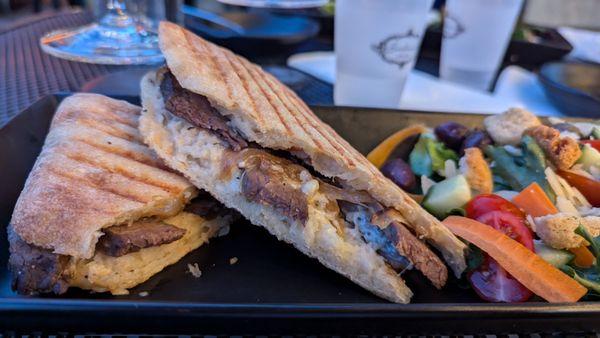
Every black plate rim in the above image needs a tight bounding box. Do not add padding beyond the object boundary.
[4,296,600,312]
[1,94,599,334]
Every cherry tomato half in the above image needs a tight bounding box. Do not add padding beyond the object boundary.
[581,140,600,152]
[557,169,600,207]
[476,211,534,251]
[468,257,533,302]
[465,194,525,220]
[468,210,534,303]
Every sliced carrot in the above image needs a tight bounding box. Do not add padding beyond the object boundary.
[367,125,426,168]
[570,246,595,268]
[443,216,587,303]
[512,182,558,217]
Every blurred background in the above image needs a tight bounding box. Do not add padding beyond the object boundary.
[0,0,599,124]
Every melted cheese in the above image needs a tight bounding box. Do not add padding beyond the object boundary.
[70,212,226,294]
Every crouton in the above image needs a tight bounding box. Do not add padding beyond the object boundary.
[459,147,493,194]
[525,125,582,170]
[484,108,541,145]
[533,213,600,249]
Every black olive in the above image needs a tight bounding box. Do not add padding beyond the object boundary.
[460,129,493,154]
[380,158,417,192]
[434,122,469,151]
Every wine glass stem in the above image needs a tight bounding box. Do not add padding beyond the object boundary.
[108,0,127,15]
[101,0,134,28]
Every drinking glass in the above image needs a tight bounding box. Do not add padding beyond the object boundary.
[440,0,524,91]
[334,0,434,108]
[40,0,164,65]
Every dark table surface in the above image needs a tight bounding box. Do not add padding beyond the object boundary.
[0,9,339,128]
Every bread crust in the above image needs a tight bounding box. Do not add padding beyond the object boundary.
[10,93,197,259]
[158,22,467,276]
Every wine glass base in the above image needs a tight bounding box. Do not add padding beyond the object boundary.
[40,23,164,65]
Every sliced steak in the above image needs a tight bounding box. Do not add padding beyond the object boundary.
[98,219,186,257]
[185,191,241,221]
[338,201,412,271]
[8,226,70,295]
[238,149,309,223]
[160,71,247,151]
[372,209,448,289]
[339,202,447,289]
[185,191,224,219]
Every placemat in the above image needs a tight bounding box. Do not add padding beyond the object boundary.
[0,10,132,126]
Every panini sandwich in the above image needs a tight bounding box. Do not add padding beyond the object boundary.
[9,93,232,295]
[139,22,468,303]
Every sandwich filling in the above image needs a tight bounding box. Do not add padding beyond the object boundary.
[9,193,228,295]
[158,69,448,288]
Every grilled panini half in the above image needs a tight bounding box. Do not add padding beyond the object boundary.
[9,93,231,295]
[139,22,467,303]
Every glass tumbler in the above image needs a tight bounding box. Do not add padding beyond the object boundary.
[334,0,434,108]
[440,0,524,91]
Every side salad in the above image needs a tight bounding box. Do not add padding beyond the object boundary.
[368,108,600,303]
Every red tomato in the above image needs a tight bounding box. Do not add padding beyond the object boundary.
[468,211,534,302]
[557,170,600,207]
[468,257,533,302]
[581,140,600,152]
[476,211,534,251]
[465,194,525,220]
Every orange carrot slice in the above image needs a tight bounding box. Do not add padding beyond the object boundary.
[367,125,426,168]
[443,216,587,303]
[512,182,558,217]
[570,246,595,268]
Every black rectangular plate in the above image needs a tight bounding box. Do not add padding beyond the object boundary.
[0,94,597,335]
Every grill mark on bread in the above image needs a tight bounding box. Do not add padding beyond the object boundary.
[238,58,291,134]
[94,111,138,128]
[281,83,357,166]
[222,50,264,127]
[78,118,144,144]
[184,32,232,105]
[288,82,377,173]
[73,137,162,169]
[275,78,358,167]
[257,65,323,149]
[63,143,182,194]
[46,166,151,204]
[45,169,135,216]
[65,108,139,129]
[210,46,236,109]
[286,88,378,175]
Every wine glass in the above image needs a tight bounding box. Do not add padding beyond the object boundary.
[40,0,163,65]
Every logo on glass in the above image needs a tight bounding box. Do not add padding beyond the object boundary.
[372,29,421,68]
[443,14,466,39]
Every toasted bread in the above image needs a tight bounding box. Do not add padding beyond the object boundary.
[10,94,197,259]
[155,22,467,276]
[9,94,231,296]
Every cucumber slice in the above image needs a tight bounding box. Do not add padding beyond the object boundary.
[592,127,600,139]
[422,175,471,219]
[534,240,575,268]
[578,144,600,171]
